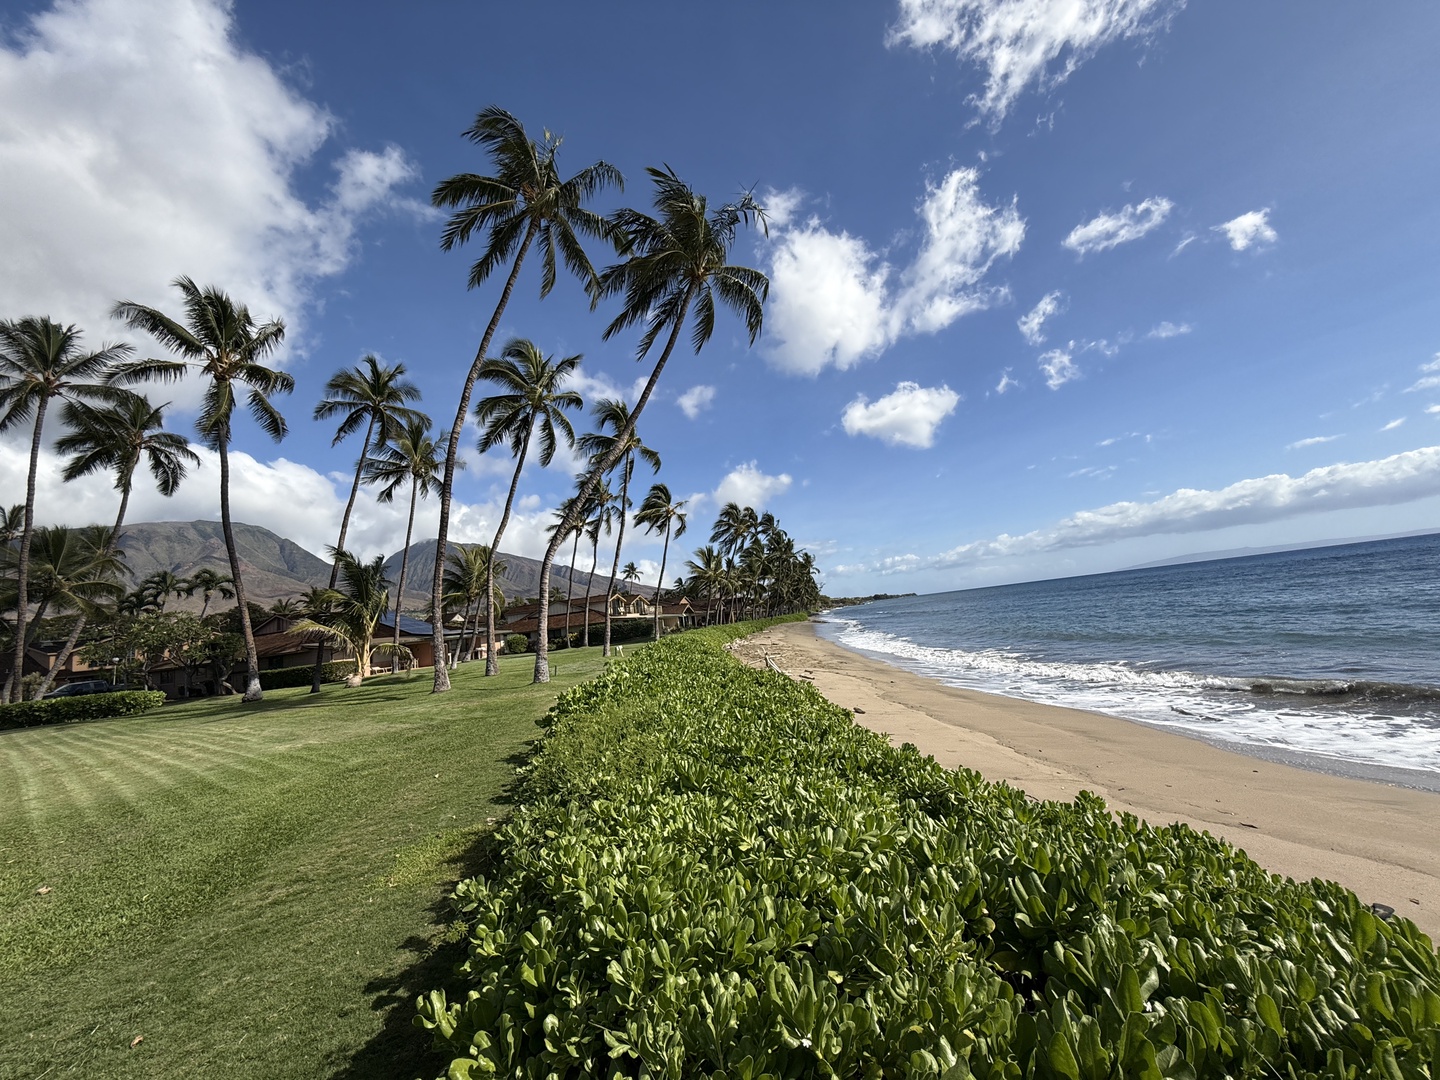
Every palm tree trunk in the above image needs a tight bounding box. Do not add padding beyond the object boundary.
[562,527,580,647]
[653,522,671,643]
[37,478,133,697]
[330,416,374,589]
[431,219,540,693]
[391,476,418,675]
[582,534,600,648]
[602,457,631,657]
[486,418,533,676]
[219,432,263,702]
[8,400,48,703]
[533,288,695,683]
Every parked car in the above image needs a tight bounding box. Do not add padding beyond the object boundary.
[42,680,114,699]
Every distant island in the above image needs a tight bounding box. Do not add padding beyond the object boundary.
[821,592,916,608]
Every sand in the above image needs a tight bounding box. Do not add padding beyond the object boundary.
[730,619,1440,939]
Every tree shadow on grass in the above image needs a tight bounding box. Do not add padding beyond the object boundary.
[329,808,513,1078]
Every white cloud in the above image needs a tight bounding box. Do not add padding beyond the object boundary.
[1287,435,1341,450]
[1039,348,1079,389]
[1381,418,1405,432]
[841,381,960,448]
[887,0,1183,121]
[854,446,1440,573]
[676,384,717,419]
[1429,405,1440,416]
[1017,290,1064,344]
[711,462,793,511]
[1,440,563,567]
[1147,320,1191,339]
[0,0,426,386]
[764,168,1023,375]
[1213,209,1278,251]
[1405,354,1440,394]
[1062,197,1173,255]
[759,186,806,228]
[996,369,1019,393]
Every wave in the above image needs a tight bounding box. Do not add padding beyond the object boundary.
[819,615,1440,776]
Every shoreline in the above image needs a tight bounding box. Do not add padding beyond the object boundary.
[730,619,1440,938]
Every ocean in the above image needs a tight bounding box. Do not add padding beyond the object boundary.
[817,532,1440,789]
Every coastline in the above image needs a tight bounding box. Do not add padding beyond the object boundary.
[731,618,1440,938]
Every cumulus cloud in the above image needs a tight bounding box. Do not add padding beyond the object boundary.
[843,446,1440,574]
[1287,435,1341,450]
[710,462,793,511]
[1147,321,1191,339]
[841,381,960,448]
[0,0,427,383]
[887,0,1184,121]
[1062,197,1173,255]
[996,369,1019,394]
[1039,348,1079,389]
[1018,290,1064,344]
[764,169,1024,375]
[1428,405,1440,416]
[759,186,806,228]
[676,384,717,420]
[1213,209,1278,251]
[1405,354,1440,394]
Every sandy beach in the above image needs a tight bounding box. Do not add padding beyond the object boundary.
[731,619,1440,939]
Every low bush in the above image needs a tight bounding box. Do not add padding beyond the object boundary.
[257,661,353,690]
[504,634,530,655]
[0,690,167,730]
[416,618,1440,1078]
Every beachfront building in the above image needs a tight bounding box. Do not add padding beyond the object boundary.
[499,591,696,649]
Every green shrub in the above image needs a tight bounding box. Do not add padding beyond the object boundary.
[257,661,352,690]
[0,690,167,730]
[503,634,530,655]
[416,617,1440,1079]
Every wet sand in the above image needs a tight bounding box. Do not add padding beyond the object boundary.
[730,619,1440,938]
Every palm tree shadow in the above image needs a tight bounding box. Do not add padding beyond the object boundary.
[329,807,511,1078]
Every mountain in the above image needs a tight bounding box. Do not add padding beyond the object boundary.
[381,539,652,612]
[114,520,650,612]
[117,520,332,606]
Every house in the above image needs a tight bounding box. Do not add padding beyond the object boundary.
[499,592,696,648]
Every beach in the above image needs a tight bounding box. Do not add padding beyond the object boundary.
[731,619,1440,938]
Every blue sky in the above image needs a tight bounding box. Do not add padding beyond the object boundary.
[3,0,1439,596]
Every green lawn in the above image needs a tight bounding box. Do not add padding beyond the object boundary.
[0,648,611,1080]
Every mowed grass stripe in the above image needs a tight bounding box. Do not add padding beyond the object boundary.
[1,649,613,1080]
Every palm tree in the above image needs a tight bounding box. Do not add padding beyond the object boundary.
[269,597,301,618]
[442,545,504,665]
[685,545,725,625]
[532,169,768,681]
[636,483,687,641]
[473,338,582,676]
[1,505,24,544]
[576,399,660,657]
[621,562,640,587]
[140,570,187,612]
[36,394,200,695]
[548,494,585,648]
[0,317,132,702]
[427,107,623,693]
[313,355,423,589]
[364,415,445,674]
[290,551,395,679]
[711,502,761,559]
[297,585,342,694]
[0,526,126,673]
[579,481,617,649]
[181,568,235,619]
[112,276,293,702]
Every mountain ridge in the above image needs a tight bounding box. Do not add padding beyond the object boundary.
[115,520,644,611]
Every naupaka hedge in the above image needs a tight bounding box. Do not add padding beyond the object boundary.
[416,620,1440,1078]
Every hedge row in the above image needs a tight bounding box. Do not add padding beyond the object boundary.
[257,661,354,690]
[0,690,167,730]
[416,621,1440,1078]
